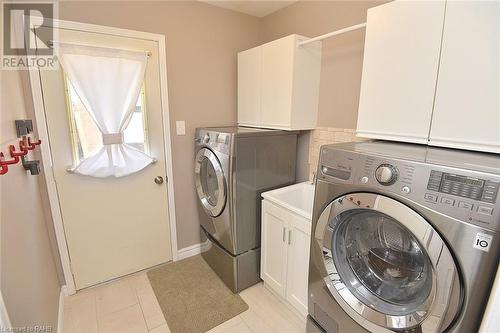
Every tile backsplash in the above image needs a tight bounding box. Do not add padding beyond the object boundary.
[308,127,366,180]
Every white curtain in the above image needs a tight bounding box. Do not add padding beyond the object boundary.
[56,43,153,178]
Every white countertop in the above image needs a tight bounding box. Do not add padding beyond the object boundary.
[262,182,315,220]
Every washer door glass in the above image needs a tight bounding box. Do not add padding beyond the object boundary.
[318,193,461,332]
[195,148,226,217]
[333,209,433,314]
[200,157,219,206]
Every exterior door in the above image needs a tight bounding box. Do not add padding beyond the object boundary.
[317,193,461,333]
[36,27,172,289]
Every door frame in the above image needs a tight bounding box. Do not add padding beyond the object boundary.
[27,18,179,295]
[0,291,11,329]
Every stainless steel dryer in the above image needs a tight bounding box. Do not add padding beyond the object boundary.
[195,127,297,292]
[307,141,500,333]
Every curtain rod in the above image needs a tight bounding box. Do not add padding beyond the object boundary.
[298,22,367,46]
[46,40,152,57]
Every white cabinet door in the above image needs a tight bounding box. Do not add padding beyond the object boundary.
[285,215,311,318]
[238,46,262,126]
[357,0,446,144]
[261,35,294,128]
[429,1,500,153]
[261,201,288,297]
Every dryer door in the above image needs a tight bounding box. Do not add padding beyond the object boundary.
[195,147,226,217]
[316,193,461,333]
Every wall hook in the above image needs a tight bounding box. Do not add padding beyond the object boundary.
[0,163,8,175]
[12,120,41,176]
[10,141,28,157]
[27,137,42,149]
[0,152,20,165]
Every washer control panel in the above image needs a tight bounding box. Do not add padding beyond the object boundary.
[427,170,498,203]
[318,147,500,232]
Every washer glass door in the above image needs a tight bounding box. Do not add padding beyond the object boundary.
[334,209,433,312]
[195,147,226,217]
[318,193,460,332]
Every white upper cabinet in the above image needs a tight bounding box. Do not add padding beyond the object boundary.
[357,0,500,154]
[237,46,262,126]
[429,1,500,153]
[238,35,322,130]
[260,36,295,128]
[356,0,446,144]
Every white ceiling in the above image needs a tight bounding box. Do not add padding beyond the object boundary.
[200,1,298,18]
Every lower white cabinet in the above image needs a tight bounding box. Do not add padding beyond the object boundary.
[261,199,311,318]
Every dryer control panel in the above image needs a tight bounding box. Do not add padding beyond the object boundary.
[195,130,231,155]
[318,147,500,232]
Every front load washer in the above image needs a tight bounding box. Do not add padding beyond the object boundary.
[308,141,500,333]
[195,127,297,292]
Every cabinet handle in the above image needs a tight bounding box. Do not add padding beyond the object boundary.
[282,227,286,242]
[288,230,292,245]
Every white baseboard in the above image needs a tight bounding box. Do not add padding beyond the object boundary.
[57,285,68,333]
[176,240,211,261]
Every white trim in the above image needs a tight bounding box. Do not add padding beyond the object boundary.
[355,130,429,145]
[29,66,77,294]
[177,240,211,261]
[0,291,11,329]
[237,123,316,131]
[57,285,68,333]
[158,35,179,262]
[429,137,500,154]
[480,266,500,333]
[27,18,178,295]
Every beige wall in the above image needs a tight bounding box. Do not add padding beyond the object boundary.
[59,1,263,249]
[58,1,386,249]
[0,70,61,329]
[2,4,389,304]
[0,1,389,326]
[262,0,386,129]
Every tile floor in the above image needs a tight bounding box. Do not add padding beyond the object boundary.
[62,270,306,333]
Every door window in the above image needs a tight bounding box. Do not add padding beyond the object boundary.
[65,78,149,163]
[331,209,433,315]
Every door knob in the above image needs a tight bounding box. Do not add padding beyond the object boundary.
[154,176,164,185]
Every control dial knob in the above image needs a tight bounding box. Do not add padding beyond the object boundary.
[375,164,398,185]
[203,133,210,144]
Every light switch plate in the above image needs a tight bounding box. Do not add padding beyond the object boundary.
[176,121,186,135]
